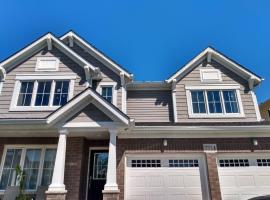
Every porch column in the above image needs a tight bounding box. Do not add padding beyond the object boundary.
[103,129,119,200]
[104,128,118,191]
[46,129,68,199]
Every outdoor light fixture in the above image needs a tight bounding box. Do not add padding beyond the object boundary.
[163,139,168,146]
[253,138,258,146]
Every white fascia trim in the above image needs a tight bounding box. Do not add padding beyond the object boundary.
[47,89,130,125]
[185,84,241,90]
[96,82,118,106]
[15,74,77,80]
[1,33,100,78]
[60,31,132,79]
[63,122,120,128]
[166,47,261,84]
[166,48,209,83]
[250,90,262,121]
[119,125,270,138]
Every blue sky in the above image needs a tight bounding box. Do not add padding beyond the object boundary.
[0,0,269,103]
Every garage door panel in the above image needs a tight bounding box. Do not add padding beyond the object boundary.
[126,155,207,200]
[218,154,270,200]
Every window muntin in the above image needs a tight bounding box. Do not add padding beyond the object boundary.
[191,91,206,113]
[207,91,222,113]
[223,90,239,113]
[35,81,52,106]
[189,89,241,116]
[101,86,113,103]
[53,81,69,106]
[257,159,270,167]
[17,81,34,106]
[16,80,70,108]
[0,147,56,191]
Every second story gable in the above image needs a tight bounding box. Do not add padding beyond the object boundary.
[0,32,263,124]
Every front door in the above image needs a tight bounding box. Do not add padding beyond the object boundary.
[88,150,108,200]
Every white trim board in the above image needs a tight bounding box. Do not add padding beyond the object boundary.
[60,31,133,79]
[0,33,100,79]
[166,47,262,85]
[47,88,131,126]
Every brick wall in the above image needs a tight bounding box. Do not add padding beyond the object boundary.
[117,138,270,200]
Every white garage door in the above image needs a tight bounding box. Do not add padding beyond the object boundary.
[125,154,209,200]
[218,154,270,200]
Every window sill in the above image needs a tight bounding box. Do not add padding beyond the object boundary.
[188,113,245,118]
[9,106,60,112]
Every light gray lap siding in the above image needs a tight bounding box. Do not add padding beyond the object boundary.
[127,90,173,122]
[67,103,112,123]
[176,60,257,122]
[0,47,86,119]
[69,43,123,110]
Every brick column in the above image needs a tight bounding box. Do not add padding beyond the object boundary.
[205,153,222,200]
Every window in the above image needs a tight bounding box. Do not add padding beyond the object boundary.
[223,90,239,113]
[101,86,113,103]
[131,160,161,168]
[207,91,222,113]
[11,75,75,111]
[187,88,243,117]
[0,146,56,191]
[97,82,117,105]
[257,159,270,167]
[191,91,206,113]
[17,81,34,106]
[218,159,249,167]
[35,81,51,106]
[35,57,59,71]
[53,81,69,106]
[169,159,199,167]
[93,153,108,180]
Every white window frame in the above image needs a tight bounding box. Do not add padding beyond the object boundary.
[96,82,117,106]
[186,84,245,118]
[200,68,222,83]
[10,74,76,111]
[35,57,60,72]
[0,145,57,193]
[0,81,3,95]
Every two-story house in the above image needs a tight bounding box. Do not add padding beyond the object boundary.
[0,31,269,200]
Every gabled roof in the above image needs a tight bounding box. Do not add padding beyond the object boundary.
[60,30,133,80]
[166,47,262,86]
[47,87,132,126]
[0,32,101,78]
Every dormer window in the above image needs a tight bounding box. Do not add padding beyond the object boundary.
[35,57,59,71]
[186,85,244,118]
[10,75,76,111]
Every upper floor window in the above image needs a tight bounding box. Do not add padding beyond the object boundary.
[10,75,76,111]
[0,146,56,191]
[102,86,113,103]
[35,57,59,71]
[97,82,117,105]
[186,85,244,118]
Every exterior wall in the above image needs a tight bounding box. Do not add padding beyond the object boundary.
[67,103,113,123]
[69,43,123,110]
[0,46,86,119]
[126,90,174,122]
[175,59,258,122]
[116,138,270,200]
[260,99,270,121]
